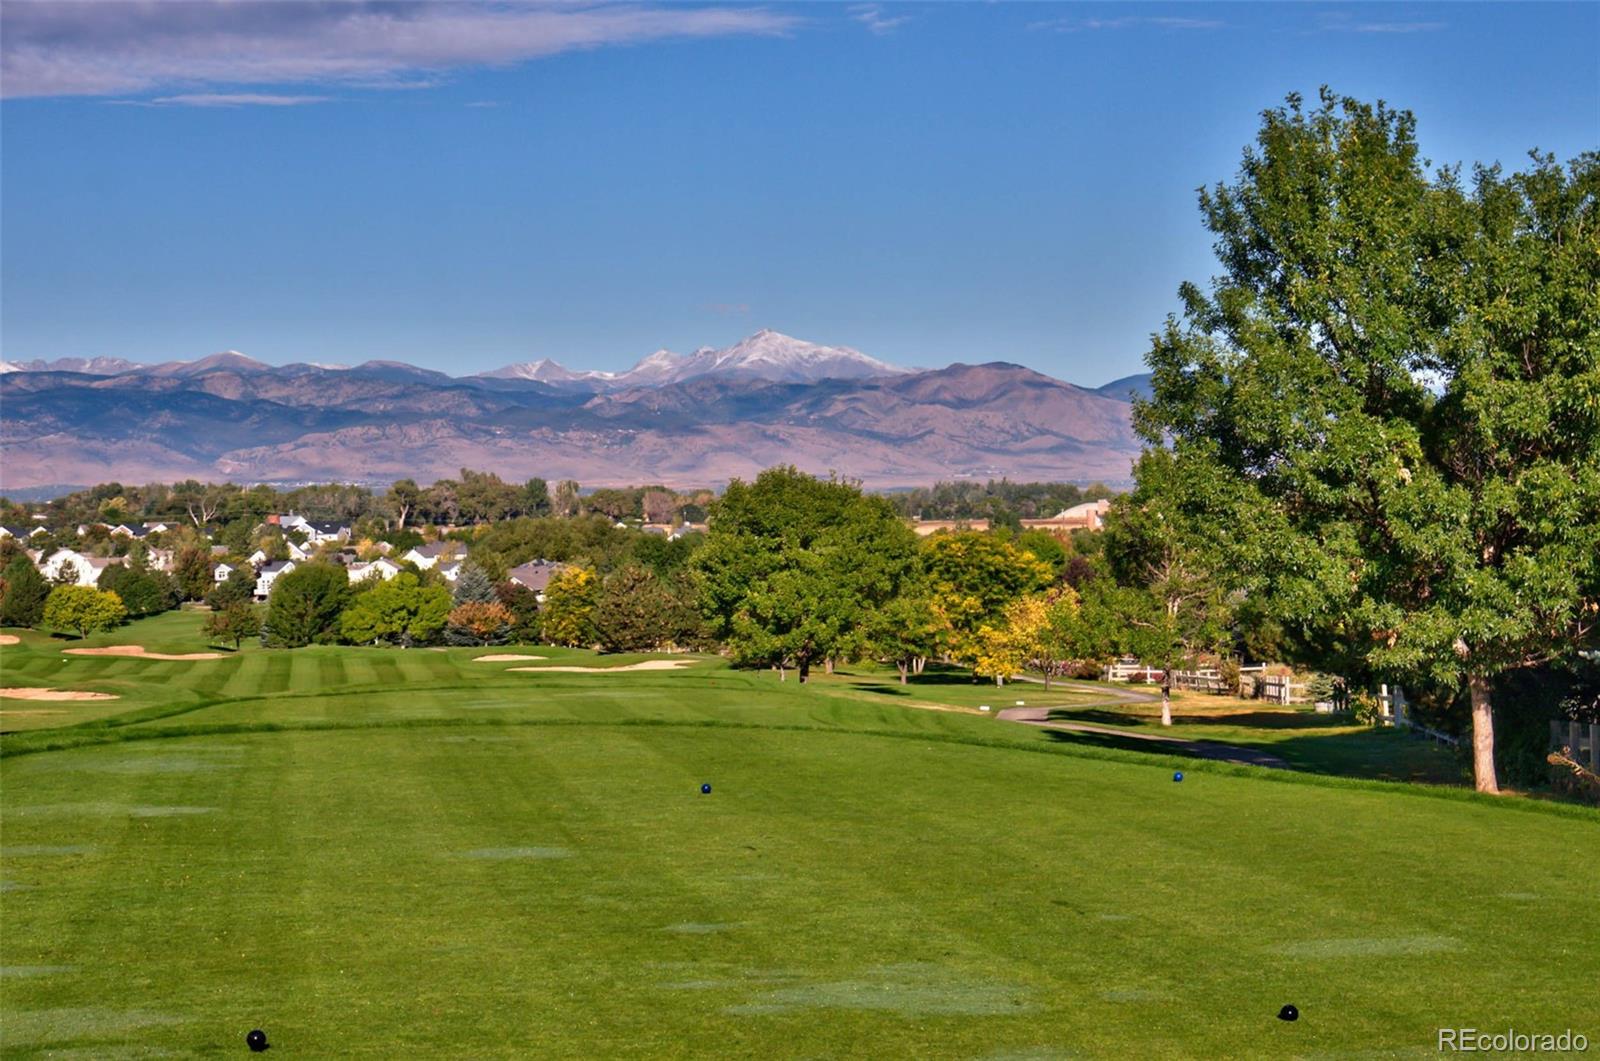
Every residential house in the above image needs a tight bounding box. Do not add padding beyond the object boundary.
[254,560,296,599]
[506,560,566,603]
[304,522,351,545]
[347,558,403,584]
[0,524,49,541]
[40,549,125,587]
[402,542,460,570]
[146,548,175,573]
[438,562,463,583]
[213,562,237,584]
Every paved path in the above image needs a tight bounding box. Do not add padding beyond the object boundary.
[994,702,1291,770]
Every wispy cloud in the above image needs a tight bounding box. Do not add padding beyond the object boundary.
[464,100,502,109]
[1,1,801,101]
[1316,12,1447,34]
[850,4,912,36]
[109,93,333,108]
[1029,15,1224,33]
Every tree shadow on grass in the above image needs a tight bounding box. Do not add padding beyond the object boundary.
[1048,707,1344,731]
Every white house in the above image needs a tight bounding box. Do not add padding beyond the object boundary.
[146,548,175,572]
[286,540,313,563]
[40,549,125,588]
[402,542,460,570]
[304,521,351,545]
[438,562,463,583]
[213,562,237,584]
[347,558,402,584]
[247,549,269,567]
[0,524,49,541]
[254,560,296,599]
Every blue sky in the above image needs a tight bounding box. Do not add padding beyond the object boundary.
[2,2,1596,385]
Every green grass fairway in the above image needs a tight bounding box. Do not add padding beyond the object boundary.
[3,616,1597,1057]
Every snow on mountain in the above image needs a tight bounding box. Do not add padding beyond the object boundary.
[0,356,144,375]
[476,330,910,390]
[478,358,618,385]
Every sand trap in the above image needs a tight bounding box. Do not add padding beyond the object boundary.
[63,645,225,661]
[473,654,548,662]
[508,660,695,674]
[1,688,119,701]
[0,634,19,645]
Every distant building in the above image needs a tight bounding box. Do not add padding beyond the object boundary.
[403,542,460,570]
[506,560,565,602]
[347,558,403,584]
[213,562,237,584]
[39,549,125,587]
[910,519,992,537]
[254,560,297,599]
[0,524,49,540]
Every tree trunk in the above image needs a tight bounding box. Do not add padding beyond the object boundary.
[777,664,785,681]
[896,661,908,684]
[1160,673,1173,726]
[913,657,926,675]
[1044,670,1052,691]
[1468,674,1500,794]
[798,657,810,684]
[995,674,1004,686]
[824,658,834,675]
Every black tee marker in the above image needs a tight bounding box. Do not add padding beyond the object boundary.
[1278,1004,1299,1022]
[246,1028,270,1051]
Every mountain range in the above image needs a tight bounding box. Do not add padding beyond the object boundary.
[0,331,1151,492]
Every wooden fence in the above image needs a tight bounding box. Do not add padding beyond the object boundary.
[1255,675,1305,705]
[1550,720,1600,773]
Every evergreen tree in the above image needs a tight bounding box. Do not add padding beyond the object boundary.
[0,556,50,628]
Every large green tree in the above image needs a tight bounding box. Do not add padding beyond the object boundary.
[697,466,918,682]
[340,572,452,646]
[1136,89,1600,791]
[43,585,126,638]
[262,563,352,648]
[0,556,50,628]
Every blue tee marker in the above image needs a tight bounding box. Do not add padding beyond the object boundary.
[1173,771,1184,783]
[701,783,712,795]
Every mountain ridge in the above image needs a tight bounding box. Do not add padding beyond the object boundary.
[0,333,1149,490]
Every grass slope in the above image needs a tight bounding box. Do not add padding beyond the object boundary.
[2,615,1596,1057]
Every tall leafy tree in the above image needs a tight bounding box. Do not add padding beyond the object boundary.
[204,601,262,649]
[0,556,50,628]
[920,531,1055,664]
[43,586,126,638]
[262,563,352,648]
[541,565,600,647]
[340,572,452,646]
[696,467,917,682]
[1136,89,1599,789]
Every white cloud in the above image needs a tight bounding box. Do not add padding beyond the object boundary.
[0,1,801,101]
[850,4,911,36]
[110,93,334,108]
[1029,15,1224,32]
[1315,12,1447,34]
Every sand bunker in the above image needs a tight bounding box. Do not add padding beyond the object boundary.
[472,654,548,662]
[0,634,19,645]
[63,645,225,661]
[1,688,119,702]
[508,660,695,674]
